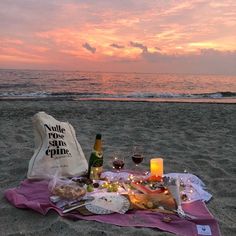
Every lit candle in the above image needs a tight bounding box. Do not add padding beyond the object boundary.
[150,158,163,177]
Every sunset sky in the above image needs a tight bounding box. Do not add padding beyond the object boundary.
[0,0,236,74]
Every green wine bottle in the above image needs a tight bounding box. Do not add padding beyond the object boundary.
[88,134,103,180]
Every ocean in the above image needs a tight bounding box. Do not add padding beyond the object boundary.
[0,69,236,103]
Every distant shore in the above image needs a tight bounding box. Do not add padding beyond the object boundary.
[0,100,235,235]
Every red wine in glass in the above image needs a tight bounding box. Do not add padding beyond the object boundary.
[132,154,143,165]
[113,159,125,170]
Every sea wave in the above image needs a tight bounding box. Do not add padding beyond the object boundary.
[125,91,236,99]
[0,91,50,98]
[0,91,236,100]
[0,82,36,89]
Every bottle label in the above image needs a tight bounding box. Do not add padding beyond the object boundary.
[91,151,103,167]
[95,151,103,158]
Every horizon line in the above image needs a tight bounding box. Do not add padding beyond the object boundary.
[1,67,236,77]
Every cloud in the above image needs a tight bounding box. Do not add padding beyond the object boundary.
[82,42,96,53]
[0,0,236,74]
[130,41,148,52]
[139,48,236,74]
[110,43,125,49]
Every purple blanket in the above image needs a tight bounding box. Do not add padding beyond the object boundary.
[4,179,221,236]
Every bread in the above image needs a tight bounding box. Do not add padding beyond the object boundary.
[52,184,86,200]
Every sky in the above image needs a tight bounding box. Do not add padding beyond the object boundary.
[0,0,236,74]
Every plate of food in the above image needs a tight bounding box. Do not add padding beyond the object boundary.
[128,176,178,211]
[130,178,166,194]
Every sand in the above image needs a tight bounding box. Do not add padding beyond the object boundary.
[0,100,235,236]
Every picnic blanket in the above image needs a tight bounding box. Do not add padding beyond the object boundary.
[4,179,221,236]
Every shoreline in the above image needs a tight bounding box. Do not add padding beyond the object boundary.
[0,97,236,104]
[0,100,235,235]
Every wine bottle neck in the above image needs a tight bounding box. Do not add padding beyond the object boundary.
[94,139,102,152]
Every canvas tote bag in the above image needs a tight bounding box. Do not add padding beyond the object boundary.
[27,112,88,179]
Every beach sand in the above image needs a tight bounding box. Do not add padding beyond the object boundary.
[0,100,235,236]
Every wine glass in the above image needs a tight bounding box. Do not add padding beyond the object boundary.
[111,152,125,172]
[131,146,144,170]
